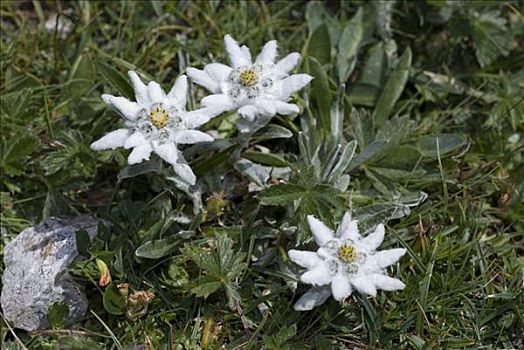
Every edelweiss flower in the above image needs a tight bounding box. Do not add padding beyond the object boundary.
[187,35,312,128]
[91,71,218,185]
[288,214,406,311]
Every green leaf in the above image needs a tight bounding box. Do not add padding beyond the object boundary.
[185,233,246,309]
[193,145,235,177]
[304,56,332,134]
[117,157,162,179]
[337,8,363,82]
[1,133,39,176]
[330,85,346,145]
[75,229,91,257]
[96,59,134,100]
[235,158,270,187]
[418,133,466,159]
[327,140,357,182]
[42,189,72,219]
[347,140,388,172]
[102,283,126,315]
[242,151,287,167]
[68,54,94,98]
[306,23,331,65]
[348,42,388,107]
[191,277,222,298]
[47,302,68,329]
[373,47,412,127]
[470,10,512,67]
[135,235,180,259]
[166,259,189,288]
[252,124,293,141]
[360,42,388,86]
[257,184,306,206]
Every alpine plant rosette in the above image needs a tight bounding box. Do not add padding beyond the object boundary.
[91,71,218,185]
[288,214,407,311]
[187,35,313,131]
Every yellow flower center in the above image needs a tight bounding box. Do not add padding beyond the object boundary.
[239,68,259,87]
[148,107,169,128]
[338,244,357,263]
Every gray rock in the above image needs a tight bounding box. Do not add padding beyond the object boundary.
[1,216,100,331]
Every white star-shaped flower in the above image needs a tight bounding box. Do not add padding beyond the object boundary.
[186,35,313,129]
[91,71,219,185]
[288,213,407,311]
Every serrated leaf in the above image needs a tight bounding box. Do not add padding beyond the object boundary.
[135,235,180,259]
[306,24,331,65]
[102,283,126,315]
[1,133,39,176]
[337,8,363,82]
[418,133,466,159]
[257,184,306,206]
[96,59,134,99]
[185,233,246,308]
[470,11,512,67]
[373,47,412,127]
[191,277,222,298]
[47,302,68,329]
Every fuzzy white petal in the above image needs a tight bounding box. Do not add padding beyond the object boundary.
[277,74,313,99]
[370,248,407,269]
[173,163,196,185]
[275,52,301,74]
[255,40,277,64]
[167,75,188,107]
[257,102,277,116]
[204,63,232,84]
[361,224,385,251]
[128,144,152,164]
[288,250,322,269]
[307,215,334,246]
[147,81,167,103]
[224,35,251,68]
[300,264,332,286]
[128,71,149,105]
[338,213,360,241]
[173,130,213,144]
[101,95,140,121]
[293,286,331,311]
[182,108,219,129]
[270,100,299,116]
[351,276,377,297]
[153,142,178,166]
[331,273,352,301]
[124,132,148,149]
[241,45,252,63]
[370,274,406,291]
[237,105,261,121]
[91,129,130,150]
[186,67,220,93]
[201,94,235,113]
